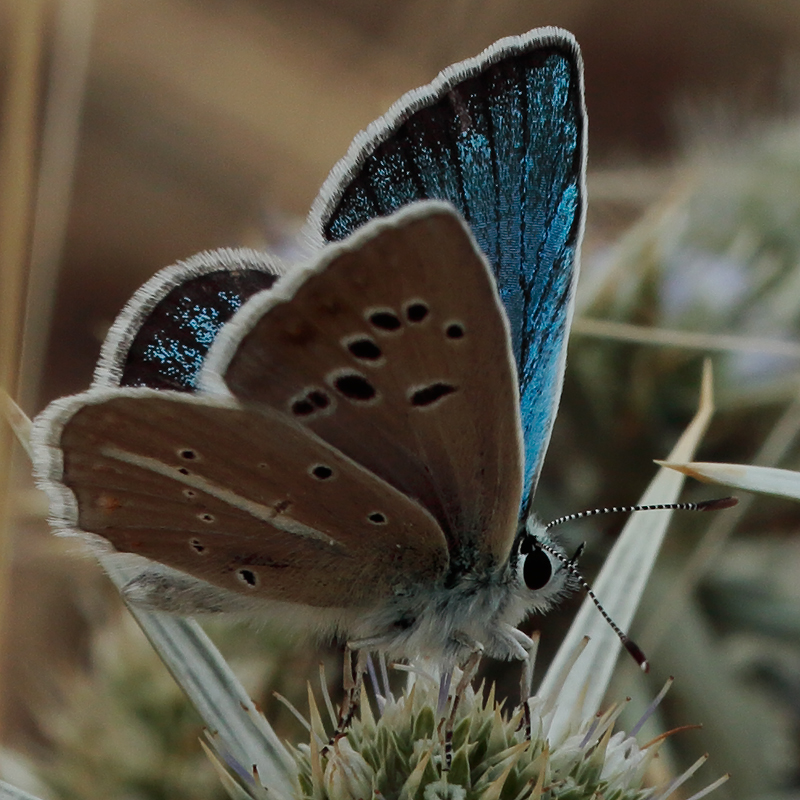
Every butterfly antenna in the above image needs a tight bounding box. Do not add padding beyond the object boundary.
[545,497,738,532]
[535,539,650,672]
[540,496,738,673]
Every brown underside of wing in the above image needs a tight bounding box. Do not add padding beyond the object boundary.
[222,208,523,568]
[59,394,448,607]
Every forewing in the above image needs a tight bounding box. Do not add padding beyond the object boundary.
[94,249,281,391]
[310,28,586,512]
[207,203,523,568]
[38,390,448,607]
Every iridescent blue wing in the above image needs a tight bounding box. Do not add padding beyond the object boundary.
[309,28,586,515]
[94,249,281,391]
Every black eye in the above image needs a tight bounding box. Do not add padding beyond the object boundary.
[523,548,552,591]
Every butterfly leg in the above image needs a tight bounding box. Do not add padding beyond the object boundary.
[436,670,453,717]
[336,645,367,735]
[438,643,483,771]
[496,622,535,661]
[515,631,541,738]
[339,627,420,732]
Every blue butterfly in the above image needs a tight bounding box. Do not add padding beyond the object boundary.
[33,28,585,664]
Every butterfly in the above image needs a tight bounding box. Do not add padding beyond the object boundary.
[32,27,585,664]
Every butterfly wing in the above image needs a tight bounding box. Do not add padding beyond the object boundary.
[34,389,448,608]
[206,202,524,569]
[310,28,586,517]
[35,28,582,614]
[94,248,281,391]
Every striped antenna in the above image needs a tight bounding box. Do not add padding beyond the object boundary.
[540,496,738,672]
[545,497,737,533]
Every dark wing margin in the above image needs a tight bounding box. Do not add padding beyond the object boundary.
[308,27,586,514]
[94,248,281,392]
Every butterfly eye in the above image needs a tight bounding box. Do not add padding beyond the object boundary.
[521,547,553,591]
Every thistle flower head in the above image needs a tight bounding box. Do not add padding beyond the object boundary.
[205,648,725,800]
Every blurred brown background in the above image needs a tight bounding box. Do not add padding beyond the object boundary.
[3,1,800,798]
